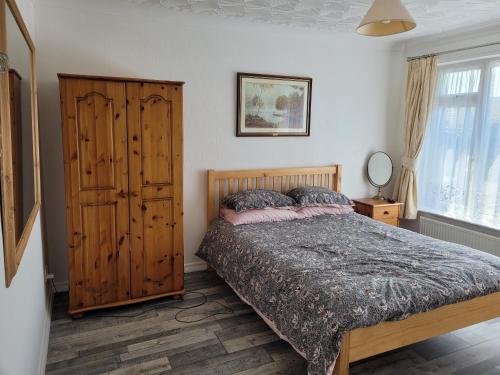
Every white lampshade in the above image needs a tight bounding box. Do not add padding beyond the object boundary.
[357,0,416,36]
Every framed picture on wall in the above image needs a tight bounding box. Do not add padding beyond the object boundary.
[236,73,312,137]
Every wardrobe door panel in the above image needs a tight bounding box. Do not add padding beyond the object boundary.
[141,96,172,186]
[60,78,130,311]
[127,82,183,298]
[142,199,174,295]
[81,203,118,306]
[76,91,115,190]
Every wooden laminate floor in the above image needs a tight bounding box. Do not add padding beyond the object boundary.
[47,271,500,375]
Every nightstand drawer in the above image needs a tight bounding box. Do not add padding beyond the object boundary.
[372,205,399,220]
[380,218,399,227]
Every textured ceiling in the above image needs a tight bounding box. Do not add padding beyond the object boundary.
[127,0,500,36]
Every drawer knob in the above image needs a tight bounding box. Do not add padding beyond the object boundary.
[384,211,390,215]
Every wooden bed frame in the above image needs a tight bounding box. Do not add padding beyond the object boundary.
[206,165,500,375]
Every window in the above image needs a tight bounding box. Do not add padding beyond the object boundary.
[418,58,500,230]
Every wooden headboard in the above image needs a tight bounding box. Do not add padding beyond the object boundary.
[207,165,342,225]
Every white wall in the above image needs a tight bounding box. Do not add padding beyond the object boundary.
[35,0,405,285]
[0,2,51,375]
[0,217,50,375]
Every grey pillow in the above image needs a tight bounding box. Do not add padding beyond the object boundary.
[287,186,353,207]
[222,189,295,212]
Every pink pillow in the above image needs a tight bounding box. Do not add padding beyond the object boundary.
[220,206,299,226]
[295,205,354,219]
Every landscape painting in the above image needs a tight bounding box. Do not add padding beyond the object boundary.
[237,73,312,136]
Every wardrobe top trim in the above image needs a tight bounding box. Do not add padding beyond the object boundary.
[57,73,185,85]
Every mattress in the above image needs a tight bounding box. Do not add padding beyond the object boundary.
[196,213,500,374]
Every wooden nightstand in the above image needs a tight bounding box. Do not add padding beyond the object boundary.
[353,198,403,227]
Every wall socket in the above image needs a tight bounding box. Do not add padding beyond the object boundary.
[45,271,55,281]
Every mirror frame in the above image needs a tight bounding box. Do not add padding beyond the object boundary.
[0,0,41,287]
[367,151,394,188]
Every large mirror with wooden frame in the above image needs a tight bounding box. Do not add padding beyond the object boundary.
[0,0,41,287]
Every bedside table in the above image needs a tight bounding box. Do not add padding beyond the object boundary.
[353,198,403,227]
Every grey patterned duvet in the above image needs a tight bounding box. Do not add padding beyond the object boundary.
[196,213,500,374]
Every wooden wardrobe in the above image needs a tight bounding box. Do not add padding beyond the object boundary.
[59,74,184,315]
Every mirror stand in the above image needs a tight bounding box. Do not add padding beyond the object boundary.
[373,186,385,200]
[367,151,394,202]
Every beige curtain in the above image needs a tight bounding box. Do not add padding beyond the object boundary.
[393,56,438,219]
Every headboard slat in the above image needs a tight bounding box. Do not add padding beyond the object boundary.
[207,165,341,225]
[219,180,225,202]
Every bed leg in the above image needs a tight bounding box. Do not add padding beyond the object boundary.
[333,332,350,375]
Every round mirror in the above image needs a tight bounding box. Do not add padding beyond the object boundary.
[367,152,393,199]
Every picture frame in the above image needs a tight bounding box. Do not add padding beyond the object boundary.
[236,72,312,137]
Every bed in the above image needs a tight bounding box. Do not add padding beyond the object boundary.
[198,165,500,375]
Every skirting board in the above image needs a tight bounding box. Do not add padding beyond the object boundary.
[184,261,207,273]
[53,261,208,292]
[53,280,69,292]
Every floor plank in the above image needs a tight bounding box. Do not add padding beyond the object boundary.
[47,270,500,375]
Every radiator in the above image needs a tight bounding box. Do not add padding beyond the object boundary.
[420,216,500,257]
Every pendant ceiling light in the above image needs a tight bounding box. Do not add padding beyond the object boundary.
[357,0,416,36]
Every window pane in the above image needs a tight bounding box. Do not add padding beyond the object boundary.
[419,105,476,216]
[419,60,500,229]
[473,64,500,227]
[440,69,481,96]
[491,66,500,98]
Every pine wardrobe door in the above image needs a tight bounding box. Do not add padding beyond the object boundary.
[60,78,131,312]
[127,82,184,298]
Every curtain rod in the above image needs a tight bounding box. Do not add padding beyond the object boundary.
[407,40,500,62]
